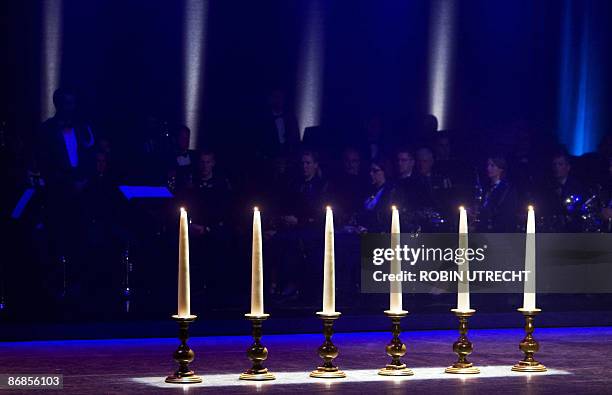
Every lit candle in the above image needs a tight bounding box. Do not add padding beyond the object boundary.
[177,207,191,317]
[250,207,264,316]
[523,206,537,310]
[389,206,403,313]
[457,206,470,311]
[322,206,336,314]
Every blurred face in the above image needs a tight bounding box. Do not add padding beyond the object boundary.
[486,159,503,180]
[416,150,434,176]
[178,128,190,151]
[343,150,360,176]
[396,152,415,177]
[199,154,215,177]
[552,156,571,179]
[302,154,319,179]
[369,163,386,186]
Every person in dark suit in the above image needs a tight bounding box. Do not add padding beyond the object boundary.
[393,148,422,231]
[270,150,328,301]
[538,151,586,232]
[257,89,300,160]
[328,147,366,226]
[476,155,519,232]
[34,87,95,299]
[182,150,233,294]
[414,147,453,231]
[36,88,94,188]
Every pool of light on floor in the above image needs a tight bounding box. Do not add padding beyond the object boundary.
[132,366,569,388]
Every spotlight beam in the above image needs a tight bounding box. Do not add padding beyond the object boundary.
[428,0,455,131]
[41,0,63,121]
[183,0,208,149]
[296,0,325,140]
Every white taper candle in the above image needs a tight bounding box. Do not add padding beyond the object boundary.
[390,206,403,313]
[250,207,264,315]
[177,207,191,317]
[322,206,336,314]
[523,206,537,310]
[457,206,470,311]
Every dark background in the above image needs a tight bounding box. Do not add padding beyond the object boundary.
[1,0,612,334]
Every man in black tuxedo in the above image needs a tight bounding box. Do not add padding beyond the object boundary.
[257,89,300,160]
[34,87,95,299]
[36,88,94,188]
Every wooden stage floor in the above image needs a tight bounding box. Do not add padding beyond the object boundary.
[1,326,610,394]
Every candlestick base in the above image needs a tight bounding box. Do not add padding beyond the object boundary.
[445,309,480,374]
[378,310,414,376]
[165,315,203,384]
[310,312,346,379]
[239,313,276,381]
[512,308,547,372]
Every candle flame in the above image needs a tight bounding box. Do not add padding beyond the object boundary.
[253,206,259,212]
[459,206,465,212]
[528,205,534,211]
[326,205,332,211]
[391,205,397,211]
[180,207,186,213]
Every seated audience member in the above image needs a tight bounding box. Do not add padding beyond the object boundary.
[476,155,519,232]
[328,147,366,226]
[393,148,422,230]
[167,125,197,192]
[283,150,329,229]
[269,151,328,300]
[183,150,233,294]
[359,157,396,233]
[415,147,453,230]
[394,148,420,204]
[432,131,469,194]
[187,150,233,235]
[538,151,585,232]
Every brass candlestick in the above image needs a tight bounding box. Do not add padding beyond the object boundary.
[240,313,276,380]
[379,310,414,376]
[445,309,480,374]
[310,312,346,378]
[165,315,202,384]
[512,308,547,372]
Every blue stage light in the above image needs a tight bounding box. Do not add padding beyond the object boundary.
[559,0,601,156]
